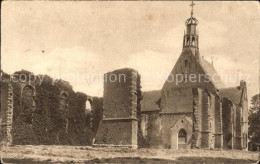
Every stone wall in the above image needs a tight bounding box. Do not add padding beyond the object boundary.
[222,98,233,149]
[161,113,193,149]
[161,88,193,114]
[214,98,223,149]
[0,80,14,145]
[201,90,210,149]
[192,88,201,148]
[234,105,242,150]
[140,111,161,148]
[95,68,141,148]
[1,70,96,145]
[241,96,248,150]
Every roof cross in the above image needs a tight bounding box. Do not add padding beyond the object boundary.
[189,1,195,17]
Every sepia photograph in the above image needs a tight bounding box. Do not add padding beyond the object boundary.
[1,0,260,163]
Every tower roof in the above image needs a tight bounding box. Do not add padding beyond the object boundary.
[185,1,199,26]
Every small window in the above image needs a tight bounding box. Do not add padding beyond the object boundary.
[192,37,195,46]
[185,60,188,67]
[187,37,190,45]
[85,100,92,113]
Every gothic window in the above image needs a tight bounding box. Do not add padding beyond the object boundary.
[185,60,188,67]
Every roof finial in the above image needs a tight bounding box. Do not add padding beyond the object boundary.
[211,56,214,65]
[189,1,195,18]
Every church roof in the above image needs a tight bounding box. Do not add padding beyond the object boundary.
[141,90,161,112]
[198,56,226,89]
[219,86,243,105]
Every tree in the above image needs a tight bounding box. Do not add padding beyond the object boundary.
[248,94,260,144]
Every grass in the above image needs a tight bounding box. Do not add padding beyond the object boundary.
[1,145,260,163]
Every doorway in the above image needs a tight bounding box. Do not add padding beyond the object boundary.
[178,129,187,149]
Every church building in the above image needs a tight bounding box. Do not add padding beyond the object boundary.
[140,2,248,150]
[94,2,248,150]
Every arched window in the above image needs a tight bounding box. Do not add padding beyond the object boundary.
[178,129,187,149]
[184,60,188,67]
[192,36,195,46]
[85,100,92,113]
[187,37,190,45]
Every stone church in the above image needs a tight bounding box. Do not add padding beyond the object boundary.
[0,3,248,151]
[95,3,248,150]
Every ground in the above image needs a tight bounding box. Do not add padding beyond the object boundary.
[1,145,259,163]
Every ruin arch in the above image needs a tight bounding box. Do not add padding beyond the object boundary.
[20,85,36,124]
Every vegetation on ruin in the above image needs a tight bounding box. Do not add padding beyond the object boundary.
[1,70,103,145]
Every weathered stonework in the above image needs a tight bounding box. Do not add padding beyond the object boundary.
[214,98,223,149]
[201,90,210,149]
[1,71,98,146]
[140,111,161,148]
[95,68,141,148]
[1,81,14,145]
[222,98,233,149]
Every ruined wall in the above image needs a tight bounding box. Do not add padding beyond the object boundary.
[0,81,14,145]
[91,97,103,138]
[140,111,161,148]
[95,68,141,148]
[1,70,95,145]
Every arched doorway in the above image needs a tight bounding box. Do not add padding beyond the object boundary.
[178,129,187,149]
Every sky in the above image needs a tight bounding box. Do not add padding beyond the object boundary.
[1,1,260,102]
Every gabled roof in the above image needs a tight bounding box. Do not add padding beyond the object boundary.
[219,86,243,105]
[162,49,226,92]
[141,90,161,112]
[198,56,225,89]
[170,115,193,128]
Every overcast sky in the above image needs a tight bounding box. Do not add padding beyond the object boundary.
[2,1,260,101]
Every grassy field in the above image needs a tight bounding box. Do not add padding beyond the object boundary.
[1,145,260,163]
